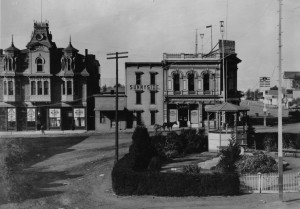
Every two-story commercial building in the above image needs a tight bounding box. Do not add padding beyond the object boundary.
[0,21,100,131]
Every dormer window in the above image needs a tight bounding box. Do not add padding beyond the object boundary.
[35,57,45,72]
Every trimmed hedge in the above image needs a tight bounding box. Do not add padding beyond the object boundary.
[112,154,240,196]
[254,132,300,150]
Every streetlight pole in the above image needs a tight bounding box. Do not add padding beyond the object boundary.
[206,25,213,52]
[107,51,128,164]
[278,0,283,201]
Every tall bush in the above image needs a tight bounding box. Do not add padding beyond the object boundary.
[129,126,154,170]
[216,135,241,173]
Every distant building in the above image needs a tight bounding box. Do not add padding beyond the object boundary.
[0,21,100,131]
[284,71,300,101]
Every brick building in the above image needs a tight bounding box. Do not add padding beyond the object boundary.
[0,21,100,131]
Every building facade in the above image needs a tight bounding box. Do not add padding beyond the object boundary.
[0,21,100,131]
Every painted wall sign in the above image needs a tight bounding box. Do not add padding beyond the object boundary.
[27,108,36,121]
[74,108,85,118]
[8,108,16,122]
[49,108,61,118]
[190,110,198,124]
[169,109,177,122]
[130,84,158,91]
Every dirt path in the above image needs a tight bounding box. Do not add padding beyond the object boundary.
[1,134,300,209]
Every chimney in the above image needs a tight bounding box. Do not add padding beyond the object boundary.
[85,49,88,57]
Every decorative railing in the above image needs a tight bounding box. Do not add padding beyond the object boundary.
[30,95,51,102]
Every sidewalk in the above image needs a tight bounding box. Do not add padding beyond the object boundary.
[0,130,88,138]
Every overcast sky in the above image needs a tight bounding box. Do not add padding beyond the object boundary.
[1,0,300,91]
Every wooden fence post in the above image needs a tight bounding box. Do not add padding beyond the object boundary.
[258,172,262,193]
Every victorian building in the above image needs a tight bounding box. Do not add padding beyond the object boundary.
[0,21,100,131]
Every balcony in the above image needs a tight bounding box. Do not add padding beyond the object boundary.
[3,95,21,102]
[30,95,51,102]
[166,90,219,96]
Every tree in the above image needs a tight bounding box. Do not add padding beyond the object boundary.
[101,84,107,92]
[245,89,251,100]
[270,85,278,90]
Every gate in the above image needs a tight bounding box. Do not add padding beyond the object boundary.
[240,172,300,193]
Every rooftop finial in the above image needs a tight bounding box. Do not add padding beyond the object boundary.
[12,35,14,45]
[69,35,71,44]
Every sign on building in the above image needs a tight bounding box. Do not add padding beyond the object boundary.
[259,77,270,87]
[8,108,16,121]
[27,108,36,121]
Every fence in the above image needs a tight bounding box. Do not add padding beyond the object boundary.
[240,172,300,193]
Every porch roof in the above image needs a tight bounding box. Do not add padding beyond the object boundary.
[205,102,249,112]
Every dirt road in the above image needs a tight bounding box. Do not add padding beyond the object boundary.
[0,133,299,209]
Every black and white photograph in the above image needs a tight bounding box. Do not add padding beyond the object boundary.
[0,0,300,208]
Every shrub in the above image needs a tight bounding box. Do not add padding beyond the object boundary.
[147,156,162,172]
[112,154,240,196]
[164,131,181,159]
[150,132,167,159]
[182,164,201,174]
[180,128,207,154]
[129,126,154,170]
[263,134,277,152]
[236,154,278,174]
[216,135,241,173]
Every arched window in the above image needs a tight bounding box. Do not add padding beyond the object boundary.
[44,81,49,95]
[8,81,14,95]
[4,81,7,95]
[37,81,42,95]
[31,81,36,95]
[173,74,180,92]
[67,59,71,71]
[8,59,13,71]
[188,73,194,91]
[67,81,72,95]
[203,73,210,91]
[36,58,43,72]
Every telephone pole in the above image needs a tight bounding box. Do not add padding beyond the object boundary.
[107,52,128,164]
[277,0,283,201]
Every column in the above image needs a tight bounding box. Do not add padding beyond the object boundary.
[207,113,210,131]
[198,102,203,127]
[187,103,190,126]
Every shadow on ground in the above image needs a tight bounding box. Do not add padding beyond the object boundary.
[0,136,88,204]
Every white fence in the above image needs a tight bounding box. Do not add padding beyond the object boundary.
[240,172,300,193]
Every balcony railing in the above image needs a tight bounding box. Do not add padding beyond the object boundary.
[61,94,80,102]
[166,90,219,96]
[163,53,220,60]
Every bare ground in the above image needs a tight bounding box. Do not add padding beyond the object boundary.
[0,133,300,209]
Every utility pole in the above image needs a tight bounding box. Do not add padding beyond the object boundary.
[220,21,225,102]
[206,25,213,52]
[195,29,198,55]
[277,0,283,201]
[107,52,128,164]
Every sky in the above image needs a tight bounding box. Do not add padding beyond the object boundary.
[1,0,300,91]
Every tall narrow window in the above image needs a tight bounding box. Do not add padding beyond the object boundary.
[173,74,180,91]
[36,58,43,72]
[188,73,194,91]
[203,73,210,91]
[150,111,156,125]
[44,81,49,95]
[8,81,14,95]
[150,73,156,85]
[31,81,36,95]
[136,73,141,85]
[136,92,141,104]
[37,81,42,95]
[68,59,71,71]
[62,81,65,95]
[8,59,13,71]
[150,91,155,104]
[4,81,7,95]
[67,81,72,95]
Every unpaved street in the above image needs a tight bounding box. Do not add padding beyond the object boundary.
[0,133,299,209]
